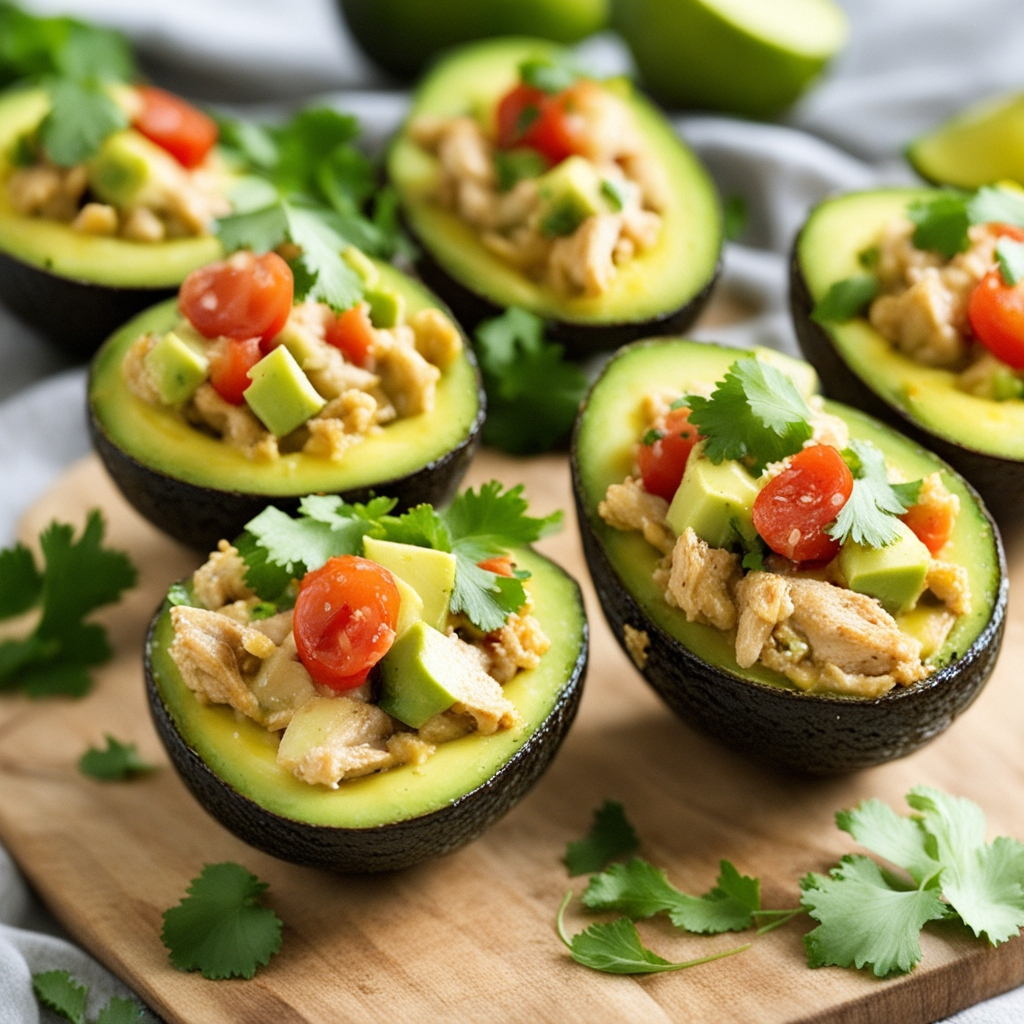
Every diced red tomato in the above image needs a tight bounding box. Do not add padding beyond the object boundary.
[292,555,400,691]
[477,555,515,577]
[968,269,1024,370]
[989,223,1024,242]
[325,302,375,367]
[495,80,598,165]
[179,251,294,345]
[901,502,955,556]
[636,406,702,502]
[752,445,854,564]
[208,337,262,405]
[133,86,218,169]
[496,83,548,150]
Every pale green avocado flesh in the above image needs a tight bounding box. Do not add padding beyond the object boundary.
[148,547,585,828]
[797,188,1024,462]
[387,38,721,327]
[0,89,222,286]
[89,261,482,497]
[574,339,1002,690]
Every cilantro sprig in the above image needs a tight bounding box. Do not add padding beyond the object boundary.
[474,308,588,455]
[0,511,137,698]
[908,184,1024,259]
[78,735,154,781]
[685,358,814,476]
[31,970,144,1024]
[565,800,640,876]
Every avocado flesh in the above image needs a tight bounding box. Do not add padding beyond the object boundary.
[573,339,1002,691]
[89,260,482,498]
[146,547,586,830]
[795,188,1024,464]
[387,38,721,332]
[0,89,222,288]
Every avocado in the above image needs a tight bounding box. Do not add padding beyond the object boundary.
[0,89,224,355]
[537,156,608,237]
[571,338,1007,774]
[362,536,456,631]
[243,346,326,437]
[273,319,321,369]
[393,576,425,636]
[88,259,485,551]
[839,521,931,615]
[341,245,380,287]
[88,129,177,208]
[143,330,208,406]
[387,38,722,356]
[365,286,405,329]
[665,440,759,549]
[145,544,588,872]
[790,187,1024,523]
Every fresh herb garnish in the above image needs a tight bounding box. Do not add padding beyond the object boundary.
[811,273,880,325]
[78,735,154,781]
[996,237,1024,286]
[494,148,547,192]
[825,439,921,547]
[161,862,283,980]
[908,185,1024,258]
[858,244,880,269]
[600,178,629,212]
[31,970,144,1024]
[539,203,583,238]
[685,358,814,476]
[722,194,748,242]
[0,511,136,698]
[565,800,640,876]
[642,428,664,446]
[474,307,588,455]
[519,56,579,95]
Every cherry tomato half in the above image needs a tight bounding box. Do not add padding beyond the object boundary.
[968,269,1024,370]
[637,406,702,502]
[752,445,853,564]
[901,502,955,556]
[293,556,400,691]
[208,337,262,406]
[495,81,596,165]
[325,302,375,367]
[133,86,218,169]
[179,251,294,344]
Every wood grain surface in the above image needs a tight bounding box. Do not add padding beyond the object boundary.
[0,451,1021,1024]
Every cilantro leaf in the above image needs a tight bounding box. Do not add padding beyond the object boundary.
[566,800,640,876]
[39,78,127,167]
[686,358,813,475]
[234,529,294,602]
[997,237,1024,286]
[443,480,562,550]
[0,511,136,698]
[556,893,750,975]
[801,855,947,977]
[0,541,42,617]
[32,970,88,1024]
[811,274,880,325]
[909,192,971,258]
[79,735,154,781]
[826,440,919,547]
[447,551,527,633]
[494,149,547,192]
[837,798,939,886]
[284,204,363,311]
[161,862,283,980]
[376,504,452,551]
[55,22,134,81]
[474,308,588,455]
[94,998,146,1024]
[967,185,1024,230]
[215,202,289,254]
[519,56,579,94]
[722,194,748,242]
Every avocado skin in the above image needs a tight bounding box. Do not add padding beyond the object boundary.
[0,247,173,357]
[88,385,485,552]
[789,246,1024,526]
[144,591,588,873]
[414,242,721,358]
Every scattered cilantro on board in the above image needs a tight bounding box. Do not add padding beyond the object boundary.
[78,735,154,781]
[161,863,283,980]
[565,800,640,876]
[31,970,145,1024]
[0,511,137,698]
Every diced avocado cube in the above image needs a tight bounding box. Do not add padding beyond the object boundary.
[243,346,325,437]
[365,286,405,329]
[538,155,607,237]
[272,321,321,369]
[393,575,425,638]
[341,245,379,288]
[88,129,177,208]
[277,696,385,778]
[143,331,209,406]
[377,621,494,729]
[362,536,456,632]
[839,521,931,614]
[666,441,760,550]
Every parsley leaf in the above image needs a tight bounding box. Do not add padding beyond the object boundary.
[811,274,880,325]
[801,855,947,977]
[78,735,154,781]
[825,439,919,548]
[161,862,283,980]
[474,308,589,454]
[566,800,640,876]
[686,358,813,475]
[32,970,88,1024]
[0,511,136,698]
[997,237,1024,286]
[557,892,751,974]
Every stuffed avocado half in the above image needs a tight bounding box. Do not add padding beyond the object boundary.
[89,253,484,551]
[387,38,722,354]
[145,488,588,872]
[791,187,1024,521]
[572,338,1006,774]
[0,87,226,354]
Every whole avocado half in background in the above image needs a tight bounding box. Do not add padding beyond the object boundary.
[338,0,609,80]
[612,0,847,119]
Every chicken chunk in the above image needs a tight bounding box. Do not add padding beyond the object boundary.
[443,635,522,735]
[663,528,741,631]
[548,213,623,297]
[598,476,674,554]
[734,571,794,669]
[192,541,254,611]
[926,560,972,616]
[481,609,551,684]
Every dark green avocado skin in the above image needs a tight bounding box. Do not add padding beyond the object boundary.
[415,246,721,358]
[0,247,173,357]
[144,600,588,873]
[789,246,1024,527]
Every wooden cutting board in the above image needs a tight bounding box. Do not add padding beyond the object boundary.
[1,451,1022,1024]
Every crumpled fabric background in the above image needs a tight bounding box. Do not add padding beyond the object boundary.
[1,1,1023,1020]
